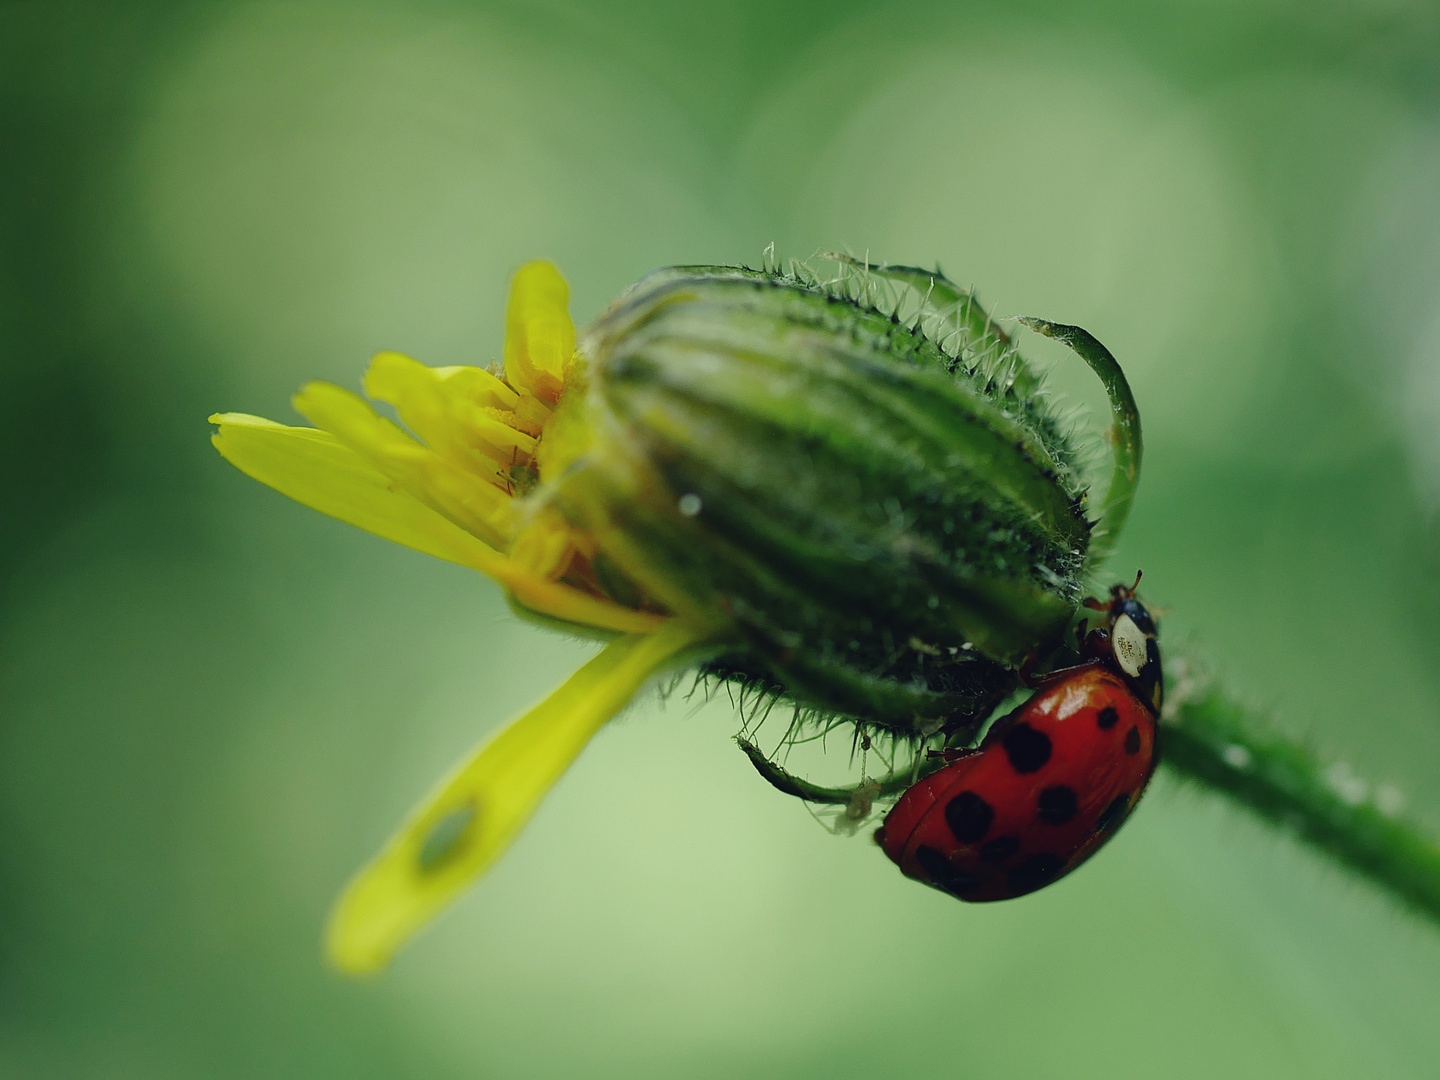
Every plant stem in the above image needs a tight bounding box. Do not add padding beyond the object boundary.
[1160,660,1440,923]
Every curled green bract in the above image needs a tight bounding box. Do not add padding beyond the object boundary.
[736,737,931,805]
[1016,317,1142,568]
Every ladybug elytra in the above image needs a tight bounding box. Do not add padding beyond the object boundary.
[875,578,1162,902]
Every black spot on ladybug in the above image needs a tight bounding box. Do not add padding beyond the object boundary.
[1124,726,1141,755]
[916,845,982,897]
[979,836,1020,862]
[1097,706,1119,730]
[944,790,994,843]
[1007,853,1066,895]
[1037,786,1079,825]
[1096,793,1131,833]
[1002,723,1052,774]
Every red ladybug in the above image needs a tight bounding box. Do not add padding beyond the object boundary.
[875,578,1162,901]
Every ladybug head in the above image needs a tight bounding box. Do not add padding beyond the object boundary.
[1084,573,1163,715]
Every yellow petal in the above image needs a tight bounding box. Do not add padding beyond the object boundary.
[509,506,580,580]
[210,412,668,636]
[432,365,519,410]
[503,261,574,404]
[210,413,503,569]
[533,377,593,483]
[497,567,668,636]
[504,395,552,439]
[326,622,713,974]
[292,381,513,549]
[364,352,537,469]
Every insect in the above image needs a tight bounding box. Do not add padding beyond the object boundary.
[874,577,1162,901]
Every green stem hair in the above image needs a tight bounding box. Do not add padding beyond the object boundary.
[1161,664,1440,922]
[825,254,1037,396]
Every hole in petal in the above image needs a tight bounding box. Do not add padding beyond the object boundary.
[418,801,478,873]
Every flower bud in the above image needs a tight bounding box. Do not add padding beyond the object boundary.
[526,261,1114,736]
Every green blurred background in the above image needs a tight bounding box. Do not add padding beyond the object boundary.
[5,1,1440,1076]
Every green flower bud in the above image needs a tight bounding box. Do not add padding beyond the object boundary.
[530,257,1139,737]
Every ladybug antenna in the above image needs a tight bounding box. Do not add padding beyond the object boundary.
[1132,568,1143,591]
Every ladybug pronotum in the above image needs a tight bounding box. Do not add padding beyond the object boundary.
[876,579,1162,901]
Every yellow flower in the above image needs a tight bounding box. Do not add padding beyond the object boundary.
[212,262,715,974]
[212,254,1136,976]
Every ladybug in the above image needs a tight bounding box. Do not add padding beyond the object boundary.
[875,577,1162,901]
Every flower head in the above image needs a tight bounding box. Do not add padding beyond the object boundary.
[211,255,1140,974]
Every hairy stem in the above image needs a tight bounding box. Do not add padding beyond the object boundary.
[1160,661,1440,923]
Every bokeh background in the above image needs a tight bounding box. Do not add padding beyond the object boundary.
[5,1,1440,1076]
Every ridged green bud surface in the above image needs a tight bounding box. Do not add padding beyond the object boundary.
[538,260,1101,736]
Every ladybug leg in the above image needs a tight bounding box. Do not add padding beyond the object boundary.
[1016,649,1043,687]
[925,746,980,763]
[1024,657,1105,690]
[1017,654,1065,688]
[1018,644,1098,687]
[1080,625,1112,663]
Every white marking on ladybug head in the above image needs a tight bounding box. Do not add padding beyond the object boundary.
[1112,613,1148,678]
